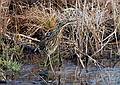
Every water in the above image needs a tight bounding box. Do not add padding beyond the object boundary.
[60,60,120,85]
[2,62,120,85]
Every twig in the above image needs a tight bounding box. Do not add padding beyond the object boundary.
[102,29,116,42]
[91,32,113,57]
[76,53,85,68]
[6,32,40,42]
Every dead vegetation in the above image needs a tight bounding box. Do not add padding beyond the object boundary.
[0,0,120,83]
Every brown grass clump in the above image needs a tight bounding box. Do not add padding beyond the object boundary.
[25,7,57,31]
[7,5,57,36]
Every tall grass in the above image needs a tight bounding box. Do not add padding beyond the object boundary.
[0,0,120,81]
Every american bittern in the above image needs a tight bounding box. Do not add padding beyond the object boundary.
[38,20,76,73]
[39,20,76,55]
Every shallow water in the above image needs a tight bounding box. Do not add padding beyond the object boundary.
[2,61,120,85]
[59,60,120,85]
